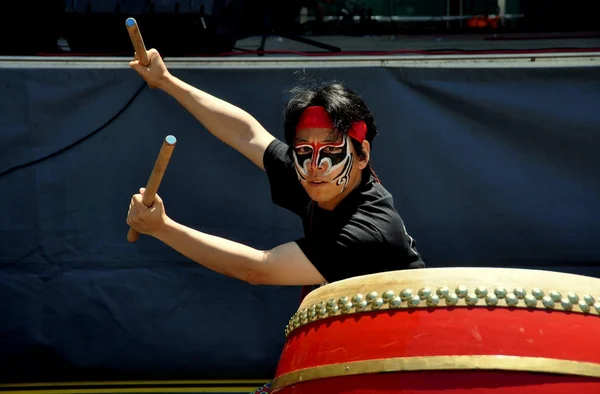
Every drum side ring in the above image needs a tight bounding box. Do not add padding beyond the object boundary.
[271,355,600,392]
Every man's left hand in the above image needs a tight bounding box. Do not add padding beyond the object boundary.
[126,188,169,236]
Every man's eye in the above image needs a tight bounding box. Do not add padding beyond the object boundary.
[324,146,342,153]
[296,147,311,154]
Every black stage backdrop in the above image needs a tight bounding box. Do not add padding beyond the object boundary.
[1,63,599,382]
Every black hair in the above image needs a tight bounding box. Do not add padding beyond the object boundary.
[283,80,380,180]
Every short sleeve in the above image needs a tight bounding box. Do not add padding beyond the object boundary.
[295,223,378,283]
[296,217,424,283]
[263,139,310,216]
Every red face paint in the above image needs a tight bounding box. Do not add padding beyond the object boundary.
[294,136,348,177]
[293,134,354,194]
[293,106,365,194]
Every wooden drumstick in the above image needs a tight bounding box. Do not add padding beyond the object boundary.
[125,17,150,66]
[127,135,177,243]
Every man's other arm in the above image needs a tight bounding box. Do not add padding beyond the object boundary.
[152,217,326,286]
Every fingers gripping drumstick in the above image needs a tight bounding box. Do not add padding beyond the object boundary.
[127,135,177,243]
[125,17,150,66]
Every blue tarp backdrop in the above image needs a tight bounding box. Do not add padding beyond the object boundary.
[1,62,599,383]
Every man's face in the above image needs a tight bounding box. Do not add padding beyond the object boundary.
[292,128,359,204]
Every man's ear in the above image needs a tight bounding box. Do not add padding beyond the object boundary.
[357,140,370,170]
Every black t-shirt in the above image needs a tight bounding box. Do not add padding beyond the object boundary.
[263,139,425,283]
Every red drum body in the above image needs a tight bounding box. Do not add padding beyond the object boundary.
[271,268,600,393]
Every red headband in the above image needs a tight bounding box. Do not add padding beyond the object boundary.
[295,106,367,143]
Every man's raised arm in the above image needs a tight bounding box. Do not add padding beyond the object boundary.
[130,49,275,170]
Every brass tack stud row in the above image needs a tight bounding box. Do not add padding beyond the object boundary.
[285,287,599,337]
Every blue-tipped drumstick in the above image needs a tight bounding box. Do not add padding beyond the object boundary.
[125,17,150,66]
[127,135,177,243]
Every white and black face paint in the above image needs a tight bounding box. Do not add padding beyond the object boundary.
[292,134,354,193]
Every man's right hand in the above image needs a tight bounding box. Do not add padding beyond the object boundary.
[129,48,170,89]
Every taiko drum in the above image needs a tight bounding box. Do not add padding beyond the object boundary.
[271,267,600,393]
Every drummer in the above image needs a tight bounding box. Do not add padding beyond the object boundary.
[126,49,425,288]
